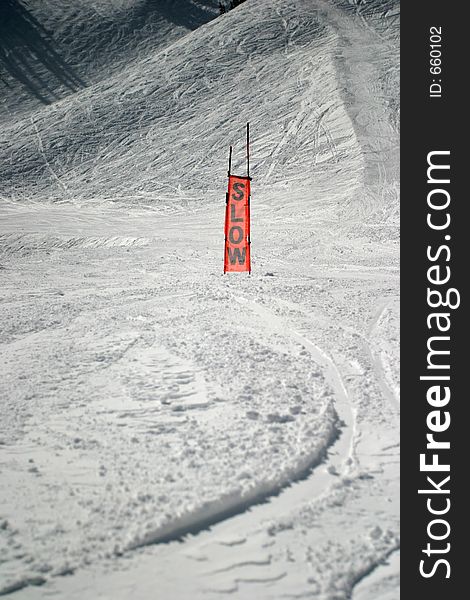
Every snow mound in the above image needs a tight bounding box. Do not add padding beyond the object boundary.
[1,0,397,219]
[0,0,218,117]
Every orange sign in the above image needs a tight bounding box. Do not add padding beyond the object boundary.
[224,175,251,273]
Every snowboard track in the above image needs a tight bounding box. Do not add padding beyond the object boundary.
[126,292,356,549]
[127,421,341,548]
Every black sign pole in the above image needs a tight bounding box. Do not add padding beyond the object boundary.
[246,122,250,179]
[246,122,251,275]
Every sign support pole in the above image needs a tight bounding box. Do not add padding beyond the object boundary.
[246,122,251,274]
[246,122,250,179]
[224,145,233,274]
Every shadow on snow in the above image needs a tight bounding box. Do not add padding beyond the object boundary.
[0,0,85,104]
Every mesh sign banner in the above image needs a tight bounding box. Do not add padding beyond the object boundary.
[224,174,251,273]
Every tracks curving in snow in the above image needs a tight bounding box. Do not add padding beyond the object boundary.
[234,293,357,476]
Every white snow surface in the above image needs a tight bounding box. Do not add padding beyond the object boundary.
[0,0,399,598]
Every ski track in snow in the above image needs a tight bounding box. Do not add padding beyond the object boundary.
[0,0,399,598]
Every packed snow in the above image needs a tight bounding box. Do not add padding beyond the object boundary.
[0,0,399,598]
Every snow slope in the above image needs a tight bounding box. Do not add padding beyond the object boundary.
[0,0,219,117]
[0,0,399,597]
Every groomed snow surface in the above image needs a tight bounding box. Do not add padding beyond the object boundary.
[0,0,399,598]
